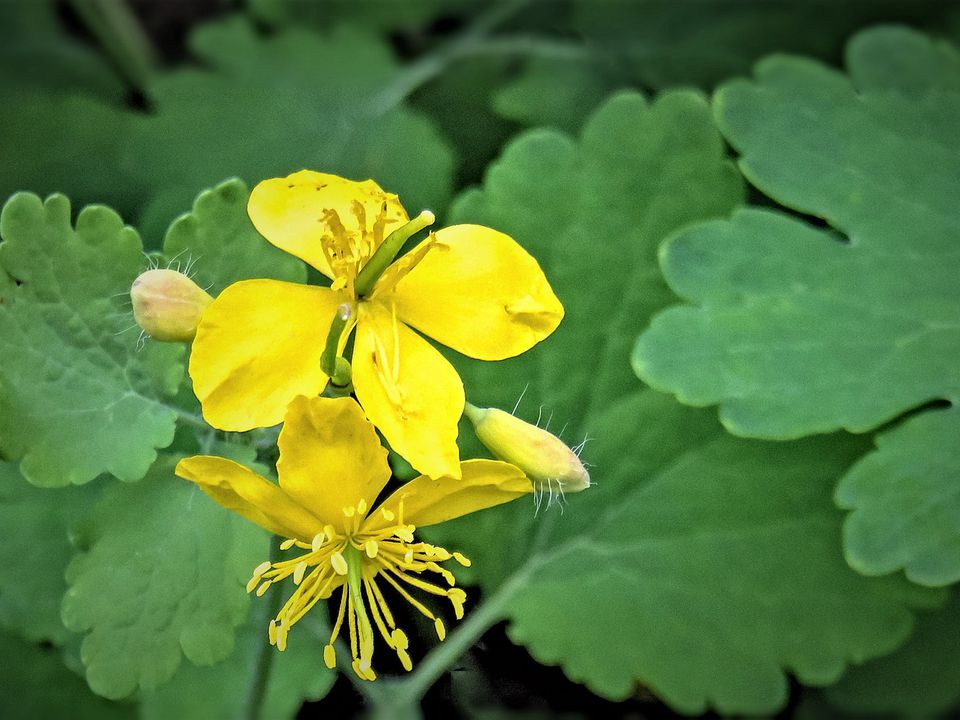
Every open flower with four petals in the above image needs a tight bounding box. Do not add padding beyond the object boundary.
[188,171,563,478]
[176,395,533,679]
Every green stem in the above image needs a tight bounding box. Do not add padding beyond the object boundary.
[69,0,156,92]
[172,407,208,431]
[354,211,436,297]
[365,0,530,116]
[384,564,534,707]
[244,537,283,720]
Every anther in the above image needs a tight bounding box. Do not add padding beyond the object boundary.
[365,540,379,559]
[434,618,446,641]
[280,538,297,551]
[293,561,308,585]
[312,532,326,552]
[323,644,337,669]
[331,551,349,576]
[453,552,471,567]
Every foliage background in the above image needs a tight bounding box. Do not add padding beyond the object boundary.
[1,0,959,717]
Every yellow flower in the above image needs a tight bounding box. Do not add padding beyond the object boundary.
[175,395,532,680]
[188,170,563,479]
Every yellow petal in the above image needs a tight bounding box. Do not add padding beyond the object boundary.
[277,396,392,527]
[190,279,346,431]
[373,224,563,360]
[352,301,464,480]
[176,456,322,540]
[365,459,532,532]
[248,170,408,279]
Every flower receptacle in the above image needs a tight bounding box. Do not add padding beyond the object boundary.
[463,403,590,493]
[130,268,213,342]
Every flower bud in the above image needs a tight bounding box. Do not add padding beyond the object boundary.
[130,268,213,342]
[463,403,590,493]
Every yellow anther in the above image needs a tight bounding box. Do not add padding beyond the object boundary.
[380,508,395,522]
[268,620,278,646]
[404,550,414,564]
[293,561,308,585]
[357,498,367,515]
[323,525,337,540]
[391,628,409,650]
[256,580,272,597]
[312,532,326,552]
[448,589,466,620]
[434,618,446,641]
[245,576,260,593]
[365,540,379,559]
[398,648,413,672]
[453,552,471,567]
[323,644,337,669]
[331,551,349,576]
[277,624,289,652]
[279,538,297,551]
[252,560,272,577]
[343,506,356,518]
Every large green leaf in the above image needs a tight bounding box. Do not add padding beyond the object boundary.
[634,27,960,436]
[0,462,100,644]
[126,16,455,243]
[825,592,960,718]
[140,614,334,720]
[631,27,960,584]
[161,178,307,295]
[62,456,267,699]
[0,193,183,487]
[425,91,938,712]
[506,395,936,714]
[0,633,134,720]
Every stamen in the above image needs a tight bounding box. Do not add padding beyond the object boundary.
[312,532,326,552]
[365,540,379,558]
[293,561,308,585]
[434,618,446,641]
[280,538,297,551]
[357,498,367,515]
[453,552,471,567]
[268,620,278,645]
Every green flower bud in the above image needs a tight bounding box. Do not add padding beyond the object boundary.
[463,403,590,493]
[130,268,213,342]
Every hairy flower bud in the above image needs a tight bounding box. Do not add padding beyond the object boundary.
[463,403,590,493]
[130,268,213,342]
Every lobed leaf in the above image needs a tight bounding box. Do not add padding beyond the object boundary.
[62,456,267,699]
[632,27,960,584]
[0,193,183,487]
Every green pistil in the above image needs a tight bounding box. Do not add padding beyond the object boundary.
[354,210,435,297]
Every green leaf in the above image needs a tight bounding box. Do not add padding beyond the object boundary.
[634,28,960,438]
[450,90,743,428]
[825,592,960,718]
[572,1,954,90]
[631,28,960,585]
[140,614,334,720]
[0,461,100,644]
[161,179,306,295]
[426,89,942,713]
[491,56,622,134]
[0,633,134,720]
[62,456,267,699]
[0,193,184,487]
[127,16,455,242]
[836,406,960,586]
[507,398,938,714]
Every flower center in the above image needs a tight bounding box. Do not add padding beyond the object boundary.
[244,497,471,680]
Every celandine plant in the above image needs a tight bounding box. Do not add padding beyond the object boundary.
[131,169,588,681]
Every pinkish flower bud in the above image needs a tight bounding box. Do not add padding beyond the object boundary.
[130,268,213,342]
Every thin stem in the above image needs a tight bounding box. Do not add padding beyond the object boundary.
[172,407,208,431]
[364,0,530,117]
[69,0,156,91]
[386,565,535,707]
[244,537,283,720]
